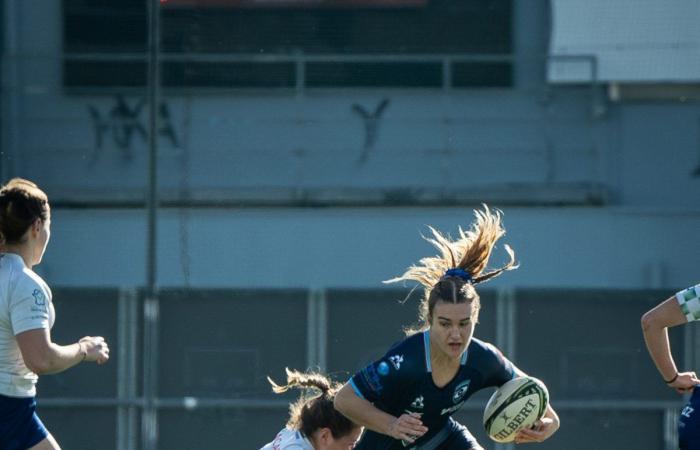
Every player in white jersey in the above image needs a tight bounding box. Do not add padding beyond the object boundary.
[642,283,700,449]
[261,428,315,450]
[0,178,110,450]
[260,368,362,450]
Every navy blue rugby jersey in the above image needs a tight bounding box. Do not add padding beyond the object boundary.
[349,331,516,449]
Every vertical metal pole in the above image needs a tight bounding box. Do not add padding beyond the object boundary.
[143,0,161,449]
[146,0,160,311]
[118,288,139,450]
[117,289,128,450]
[306,289,318,369]
[1,0,21,180]
[317,289,328,372]
[306,288,328,372]
[664,408,678,450]
[495,287,517,450]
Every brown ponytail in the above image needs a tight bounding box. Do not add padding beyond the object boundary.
[0,178,49,245]
[385,205,518,333]
[268,368,356,440]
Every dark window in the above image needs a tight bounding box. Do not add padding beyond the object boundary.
[63,0,512,90]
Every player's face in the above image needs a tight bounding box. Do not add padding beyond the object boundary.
[315,426,363,450]
[429,300,477,360]
[32,211,51,266]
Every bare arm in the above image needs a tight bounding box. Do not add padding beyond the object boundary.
[16,328,110,375]
[334,383,428,443]
[641,296,700,392]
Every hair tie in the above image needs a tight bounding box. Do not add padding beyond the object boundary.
[443,268,473,283]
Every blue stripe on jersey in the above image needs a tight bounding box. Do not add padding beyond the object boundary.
[423,331,432,372]
[424,330,470,368]
[349,378,365,399]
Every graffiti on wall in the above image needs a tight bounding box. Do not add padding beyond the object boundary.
[87,95,180,164]
[352,98,390,163]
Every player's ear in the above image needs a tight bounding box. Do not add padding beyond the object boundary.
[317,427,333,444]
[31,219,42,236]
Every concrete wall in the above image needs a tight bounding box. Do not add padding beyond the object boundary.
[3,0,700,292]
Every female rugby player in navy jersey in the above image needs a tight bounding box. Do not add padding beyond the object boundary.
[642,284,700,449]
[335,206,559,449]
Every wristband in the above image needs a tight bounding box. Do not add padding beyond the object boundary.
[664,373,679,384]
[79,342,87,361]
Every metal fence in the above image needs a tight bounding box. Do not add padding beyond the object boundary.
[37,286,688,450]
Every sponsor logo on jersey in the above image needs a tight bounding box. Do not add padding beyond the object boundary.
[452,379,470,403]
[400,438,418,448]
[32,289,46,306]
[682,405,695,418]
[361,364,384,394]
[441,400,465,416]
[410,395,424,409]
[389,354,404,370]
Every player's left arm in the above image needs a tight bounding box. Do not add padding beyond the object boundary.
[642,293,700,393]
[511,366,559,444]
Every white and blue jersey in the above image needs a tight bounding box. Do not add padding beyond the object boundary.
[677,284,700,323]
[350,331,516,449]
[260,427,314,450]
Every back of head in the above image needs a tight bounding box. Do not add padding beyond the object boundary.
[385,204,518,333]
[0,178,49,245]
[268,368,356,440]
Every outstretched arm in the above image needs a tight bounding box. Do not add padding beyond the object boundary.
[334,383,428,444]
[642,295,700,393]
[16,328,110,375]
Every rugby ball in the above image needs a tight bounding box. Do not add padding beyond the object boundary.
[483,376,549,443]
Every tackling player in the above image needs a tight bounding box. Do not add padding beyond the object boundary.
[261,368,363,450]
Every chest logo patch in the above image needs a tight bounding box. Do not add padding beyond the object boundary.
[32,289,46,306]
[452,379,471,404]
[389,354,404,370]
[410,395,424,409]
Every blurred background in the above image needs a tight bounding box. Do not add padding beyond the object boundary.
[2,0,700,449]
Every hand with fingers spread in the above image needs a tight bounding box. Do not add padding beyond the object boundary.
[513,417,559,444]
[387,412,428,443]
[667,371,700,394]
[79,336,110,364]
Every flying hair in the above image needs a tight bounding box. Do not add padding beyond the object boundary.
[267,368,356,439]
[384,204,518,332]
[267,367,332,395]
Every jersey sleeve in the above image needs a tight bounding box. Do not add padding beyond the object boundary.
[676,284,700,322]
[10,275,52,335]
[349,343,413,403]
[479,342,516,388]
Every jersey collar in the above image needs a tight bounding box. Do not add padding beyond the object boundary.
[423,330,470,373]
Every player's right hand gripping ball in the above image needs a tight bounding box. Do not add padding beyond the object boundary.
[483,376,549,443]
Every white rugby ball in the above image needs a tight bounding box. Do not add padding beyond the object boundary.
[483,376,549,443]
